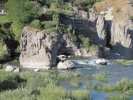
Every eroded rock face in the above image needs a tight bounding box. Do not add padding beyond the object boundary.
[19,27,77,69]
[96,15,108,47]
[111,22,133,59]
[20,27,51,69]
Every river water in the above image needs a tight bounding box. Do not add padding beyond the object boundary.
[58,59,133,100]
[4,59,133,100]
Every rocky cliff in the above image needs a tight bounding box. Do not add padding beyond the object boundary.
[94,0,133,59]
[70,0,133,59]
[19,0,133,69]
[19,27,77,69]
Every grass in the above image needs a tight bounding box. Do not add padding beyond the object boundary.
[95,0,128,22]
[70,78,81,88]
[93,83,103,90]
[42,27,57,33]
[93,78,133,93]
[0,14,10,24]
[107,94,130,100]
[71,90,91,100]
[115,60,133,65]
[0,70,91,100]
[92,72,109,83]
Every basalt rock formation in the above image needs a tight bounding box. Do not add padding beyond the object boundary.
[19,27,77,69]
[71,0,133,59]
[19,0,133,69]
[94,0,133,59]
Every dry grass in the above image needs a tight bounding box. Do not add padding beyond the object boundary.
[95,0,129,22]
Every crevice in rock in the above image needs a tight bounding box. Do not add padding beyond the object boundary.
[61,52,72,56]
[106,23,112,49]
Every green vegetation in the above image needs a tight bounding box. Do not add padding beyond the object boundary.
[115,60,133,65]
[0,70,91,100]
[88,45,99,52]
[0,51,10,63]
[0,15,10,24]
[93,82,103,90]
[29,19,41,29]
[0,0,100,61]
[6,0,41,24]
[129,16,133,20]
[115,8,121,13]
[92,72,109,83]
[93,78,133,93]
[107,94,130,100]
[71,90,90,100]
[41,21,54,29]
[70,0,97,12]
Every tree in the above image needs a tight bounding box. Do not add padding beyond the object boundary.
[6,0,41,24]
[67,25,73,35]
[53,14,60,28]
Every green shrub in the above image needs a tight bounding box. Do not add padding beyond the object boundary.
[107,94,130,100]
[71,90,91,100]
[115,8,121,13]
[11,22,23,41]
[115,60,133,65]
[115,78,130,91]
[102,84,115,91]
[38,85,68,100]
[93,83,103,90]
[93,73,108,83]
[29,19,41,29]
[41,21,54,29]
[0,51,10,63]
[88,45,99,52]
[0,71,23,90]
[0,39,4,51]
[71,35,78,45]
[50,3,58,9]
[129,16,133,20]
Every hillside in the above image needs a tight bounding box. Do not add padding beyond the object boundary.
[95,0,133,22]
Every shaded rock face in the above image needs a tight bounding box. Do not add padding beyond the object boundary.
[88,6,133,59]
[111,22,133,59]
[95,16,133,60]
[19,27,77,68]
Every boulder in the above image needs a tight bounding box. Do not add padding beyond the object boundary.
[5,65,16,72]
[95,59,107,65]
[57,60,74,70]
[34,68,40,72]
[14,68,20,72]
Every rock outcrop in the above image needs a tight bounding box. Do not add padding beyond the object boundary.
[111,22,133,59]
[75,48,102,58]
[19,27,77,69]
[5,65,19,72]
[94,0,133,60]
[96,15,108,47]
[57,60,74,69]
